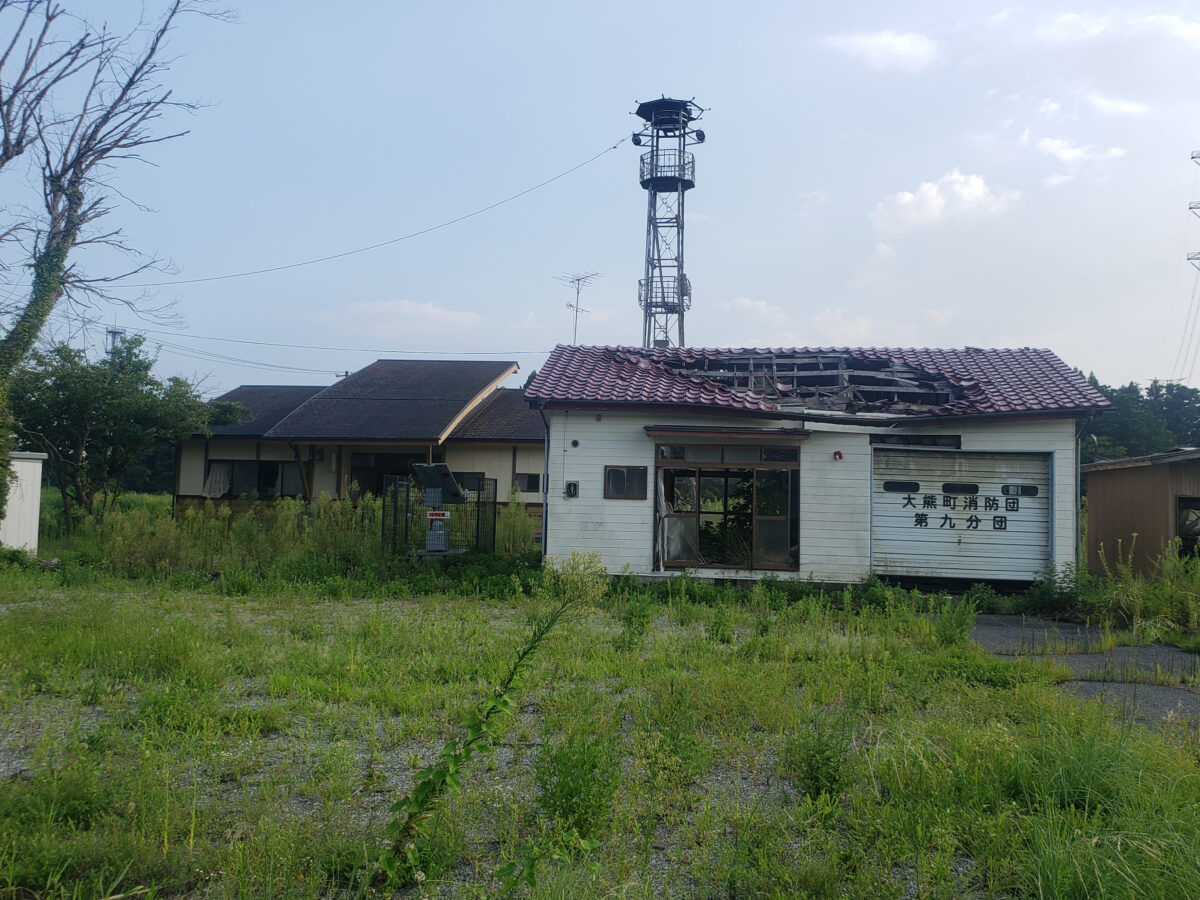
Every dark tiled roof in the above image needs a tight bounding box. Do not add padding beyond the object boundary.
[209,385,326,437]
[526,345,1109,419]
[525,346,778,414]
[451,388,545,442]
[266,359,517,441]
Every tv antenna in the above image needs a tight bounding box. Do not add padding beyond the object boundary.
[556,271,600,344]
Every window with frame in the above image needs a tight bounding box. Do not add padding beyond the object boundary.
[515,472,540,493]
[604,465,647,500]
[453,471,486,492]
[203,460,303,499]
[656,443,800,571]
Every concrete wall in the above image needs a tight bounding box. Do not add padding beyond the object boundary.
[0,452,47,554]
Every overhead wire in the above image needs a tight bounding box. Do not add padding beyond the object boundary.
[1182,269,1200,383]
[56,311,550,357]
[61,136,628,290]
[1171,159,1200,381]
[1173,267,1200,381]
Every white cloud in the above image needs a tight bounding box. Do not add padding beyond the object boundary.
[711,297,803,346]
[1038,98,1060,117]
[1037,137,1086,164]
[792,190,832,217]
[811,308,920,347]
[926,308,955,325]
[1034,13,1111,41]
[986,9,1016,28]
[869,170,1019,235]
[1135,14,1200,47]
[823,30,939,71]
[721,296,789,326]
[1036,137,1125,184]
[1086,92,1148,116]
[319,299,483,337]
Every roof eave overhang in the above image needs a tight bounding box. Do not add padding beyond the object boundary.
[531,399,782,419]
[644,425,811,441]
[436,363,520,444]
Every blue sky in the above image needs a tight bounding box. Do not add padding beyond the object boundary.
[13,2,1200,393]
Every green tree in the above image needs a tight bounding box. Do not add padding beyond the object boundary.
[1145,379,1200,447]
[10,336,234,533]
[0,1,217,519]
[1083,376,1177,463]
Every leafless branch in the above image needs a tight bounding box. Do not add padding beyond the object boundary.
[0,1,102,169]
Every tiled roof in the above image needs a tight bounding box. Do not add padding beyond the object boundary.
[209,385,326,437]
[525,346,777,414]
[525,345,1109,418]
[451,388,545,442]
[267,360,517,441]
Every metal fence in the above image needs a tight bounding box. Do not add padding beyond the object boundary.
[382,475,498,555]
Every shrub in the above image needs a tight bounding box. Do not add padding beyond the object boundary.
[497,481,538,556]
[535,726,620,838]
[780,710,853,797]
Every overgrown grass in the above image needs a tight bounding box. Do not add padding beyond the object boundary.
[1,553,1198,899]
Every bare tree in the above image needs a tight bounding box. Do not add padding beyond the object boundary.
[0,1,215,519]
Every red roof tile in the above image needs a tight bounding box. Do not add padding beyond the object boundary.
[526,346,778,414]
[525,345,1109,418]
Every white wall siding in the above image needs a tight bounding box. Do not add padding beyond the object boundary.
[545,411,656,573]
[544,410,1080,583]
[0,453,46,554]
[798,431,873,583]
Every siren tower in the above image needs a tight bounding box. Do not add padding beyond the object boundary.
[631,97,705,348]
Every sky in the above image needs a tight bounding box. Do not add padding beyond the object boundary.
[8,1,1200,395]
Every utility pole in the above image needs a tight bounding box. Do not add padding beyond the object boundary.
[556,271,600,345]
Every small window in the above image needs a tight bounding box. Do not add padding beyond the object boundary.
[1001,484,1039,497]
[723,445,760,463]
[942,482,980,495]
[604,466,647,500]
[883,481,921,493]
[762,447,799,462]
[659,445,686,460]
[454,471,486,491]
[686,445,721,462]
[515,472,540,493]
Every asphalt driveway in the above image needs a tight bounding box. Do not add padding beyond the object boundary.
[971,614,1200,726]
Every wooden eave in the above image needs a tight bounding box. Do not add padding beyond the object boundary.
[435,364,520,444]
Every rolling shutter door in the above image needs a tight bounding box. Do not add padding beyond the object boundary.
[871,449,1051,581]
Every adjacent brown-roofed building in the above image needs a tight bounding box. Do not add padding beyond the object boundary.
[176,362,543,505]
[527,344,1107,584]
[1082,448,1200,576]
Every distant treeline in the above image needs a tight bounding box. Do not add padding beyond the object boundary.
[1083,376,1200,462]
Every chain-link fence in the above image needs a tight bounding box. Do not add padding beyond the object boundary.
[382,475,498,555]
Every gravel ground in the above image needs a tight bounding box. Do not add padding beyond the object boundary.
[971,614,1200,726]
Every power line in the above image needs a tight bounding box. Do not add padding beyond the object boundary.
[24,136,625,291]
[58,312,550,356]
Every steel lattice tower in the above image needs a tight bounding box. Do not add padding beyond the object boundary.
[631,97,705,348]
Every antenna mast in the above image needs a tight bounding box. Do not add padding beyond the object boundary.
[556,271,600,345]
[631,97,705,348]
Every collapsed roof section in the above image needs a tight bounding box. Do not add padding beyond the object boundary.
[526,345,1110,419]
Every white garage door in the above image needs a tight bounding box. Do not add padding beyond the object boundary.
[871,449,1051,581]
